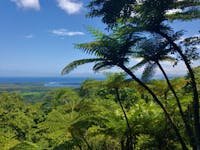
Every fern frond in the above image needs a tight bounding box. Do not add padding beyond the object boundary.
[166,9,200,21]
[93,61,113,72]
[62,58,103,75]
[171,0,200,9]
[87,26,105,40]
[75,42,104,57]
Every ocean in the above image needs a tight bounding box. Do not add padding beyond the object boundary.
[0,77,103,88]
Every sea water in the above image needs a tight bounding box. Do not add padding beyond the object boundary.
[0,77,103,87]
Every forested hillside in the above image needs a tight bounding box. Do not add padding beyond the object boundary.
[0,69,199,149]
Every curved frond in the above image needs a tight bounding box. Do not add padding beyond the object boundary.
[62,58,103,75]
[93,61,113,72]
[75,39,117,58]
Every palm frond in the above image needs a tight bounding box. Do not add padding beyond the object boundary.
[61,58,103,75]
[75,39,117,58]
[113,25,143,38]
[75,42,104,57]
[166,8,200,21]
[93,61,113,72]
[87,26,104,40]
[171,0,200,9]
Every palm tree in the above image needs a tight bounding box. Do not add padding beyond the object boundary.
[156,31,200,148]
[132,1,200,146]
[131,37,195,147]
[87,1,200,147]
[62,29,188,150]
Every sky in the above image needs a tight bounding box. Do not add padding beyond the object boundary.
[0,0,199,77]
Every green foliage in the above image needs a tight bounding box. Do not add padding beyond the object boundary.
[87,0,200,28]
[186,66,200,92]
[61,28,143,76]
[10,141,39,150]
[86,0,200,148]
[0,93,35,149]
[0,83,51,103]
[1,0,199,149]
[62,59,103,74]
[87,0,134,28]
[1,72,199,149]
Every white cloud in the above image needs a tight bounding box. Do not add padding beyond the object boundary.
[25,34,34,39]
[57,0,82,14]
[51,28,85,36]
[11,0,40,10]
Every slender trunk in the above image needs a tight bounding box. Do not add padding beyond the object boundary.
[157,30,200,149]
[115,87,134,150]
[121,138,125,150]
[156,61,195,147]
[119,64,188,150]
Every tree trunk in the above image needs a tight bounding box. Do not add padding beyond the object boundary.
[115,87,134,150]
[121,138,125,150]
[156,61,195,147]
[119,64,188,150]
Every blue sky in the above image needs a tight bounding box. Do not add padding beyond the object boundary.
[0,0,199,77]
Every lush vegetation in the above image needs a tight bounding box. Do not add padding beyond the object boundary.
[0,70,199,149]
[61,0,200,149]
[1,0,200,149]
